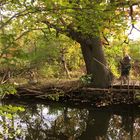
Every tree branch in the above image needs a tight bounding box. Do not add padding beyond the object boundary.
[133,26,140,32]
[101,32,110,46]
[15,28,48,41]
[42,20,68,34]
[115,1,140,7]
[0,8,32,29]
[0,7,44,30]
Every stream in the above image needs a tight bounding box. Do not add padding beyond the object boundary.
[0,99,140,140]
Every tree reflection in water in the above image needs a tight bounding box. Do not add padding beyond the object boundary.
[0,102,140,140]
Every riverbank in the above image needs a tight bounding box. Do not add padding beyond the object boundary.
[4,79,140,107]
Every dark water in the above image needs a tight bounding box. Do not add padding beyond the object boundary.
[0,100,140,140]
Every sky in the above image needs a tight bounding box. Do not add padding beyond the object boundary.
[129,28,140,41]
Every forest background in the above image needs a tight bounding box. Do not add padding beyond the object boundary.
[0,0,140,88]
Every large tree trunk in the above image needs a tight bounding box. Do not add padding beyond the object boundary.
[80,36,112,88]
[68,29,112,88]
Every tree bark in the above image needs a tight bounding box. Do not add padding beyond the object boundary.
[80,36,112,88]
[67,29,112,88]
[43,22,113,88]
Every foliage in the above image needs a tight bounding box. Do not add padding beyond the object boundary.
[0,105,25,118]
[134,90,140,101]
[0,84,17,99]
[0,0,140,81]
[25,32,83,78]
[47,92,64,101]
[0,33,26,67]
[105,42,124,77]
[37,91,64,101]
[79,74,92,85]
[129,41,140,61]
[105,39,140,77]
[0,105,25,139]
[0,0,135,42]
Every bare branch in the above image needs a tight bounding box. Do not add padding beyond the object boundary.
[128,24,140,37]
[133,26,140,32]
[128,25,134,36]
[129,5,134,26]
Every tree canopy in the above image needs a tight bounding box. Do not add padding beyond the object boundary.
[0,0,140,87]
[1,0,139,38]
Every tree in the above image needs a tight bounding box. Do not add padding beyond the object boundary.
[0,0,140,87]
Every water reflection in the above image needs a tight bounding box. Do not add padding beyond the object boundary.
[0,101,140,140]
